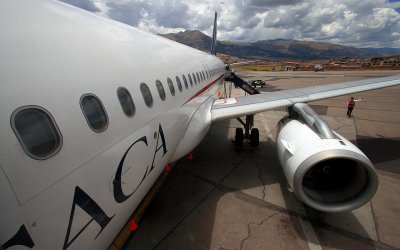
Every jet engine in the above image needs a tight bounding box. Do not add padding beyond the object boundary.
[276,103,378,212]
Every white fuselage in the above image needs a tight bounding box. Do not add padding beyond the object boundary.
[0,0,225,249]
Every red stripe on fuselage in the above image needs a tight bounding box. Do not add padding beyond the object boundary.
[183,74,224,105]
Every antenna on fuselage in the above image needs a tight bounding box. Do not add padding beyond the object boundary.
[210,12,217,55]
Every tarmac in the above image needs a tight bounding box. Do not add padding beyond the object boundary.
[122,70,400,250]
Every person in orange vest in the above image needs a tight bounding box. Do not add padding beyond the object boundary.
[347,97,362,117]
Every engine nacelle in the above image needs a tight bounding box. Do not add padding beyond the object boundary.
[277,104,378,212]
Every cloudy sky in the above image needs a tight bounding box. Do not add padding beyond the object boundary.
[60,0,400,48]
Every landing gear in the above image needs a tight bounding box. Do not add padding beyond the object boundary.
[224,72,261,148]
[235,128,244,146]
[250,128,259,147]
[234,118,260,148]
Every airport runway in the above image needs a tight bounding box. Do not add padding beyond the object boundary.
[123,70,400,250]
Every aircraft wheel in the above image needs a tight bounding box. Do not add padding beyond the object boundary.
[250,128,259,147]
[235,128,244,146]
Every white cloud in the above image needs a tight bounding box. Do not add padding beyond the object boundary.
[59,0,400,48]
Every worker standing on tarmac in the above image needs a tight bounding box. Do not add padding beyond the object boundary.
[347,97,362,117]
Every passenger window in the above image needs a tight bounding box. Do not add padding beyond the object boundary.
[167,78,175,96]
[11,106,62,160]
[196,72,200,83]
[176,76,183,92]
[117,87,135,117]
[156,80,166,101]
[80,94,109,133]
[140,83,153,108]
[188,74,193,86]
[192,73,197,85]
[202,71,205,80]
[182,75,188,89]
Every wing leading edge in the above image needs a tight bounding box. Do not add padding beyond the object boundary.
[211,75,400,123]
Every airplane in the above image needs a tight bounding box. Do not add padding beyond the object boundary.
[1,0,400,249]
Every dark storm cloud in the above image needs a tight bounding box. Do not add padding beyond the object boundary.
[59,0,100,12]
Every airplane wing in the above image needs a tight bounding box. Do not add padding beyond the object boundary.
[211,75,400,123]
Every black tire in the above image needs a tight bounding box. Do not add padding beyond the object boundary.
[250,128,259,147]
[235,128,244,146]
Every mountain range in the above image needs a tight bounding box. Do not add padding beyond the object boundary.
[159,30,400,60]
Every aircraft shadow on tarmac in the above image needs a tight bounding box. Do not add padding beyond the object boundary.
[357,136,400,175]
[123,118,388,250]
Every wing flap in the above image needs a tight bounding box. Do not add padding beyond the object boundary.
[211,75,400,123]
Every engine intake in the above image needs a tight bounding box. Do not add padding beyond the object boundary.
[277,104,378,212]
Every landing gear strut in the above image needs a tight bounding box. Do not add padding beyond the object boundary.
[224,68,261,148]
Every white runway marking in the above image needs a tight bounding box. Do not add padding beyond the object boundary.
[299,217,323,250]
[295,200,322,250]
[259,113,272,139]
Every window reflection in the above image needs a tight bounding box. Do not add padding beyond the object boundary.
[81,95,108,132]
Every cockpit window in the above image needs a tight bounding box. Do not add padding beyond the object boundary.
[11,106,63,160]
[117,87,135,117]
[156,80,166,101]
[167,77,175,96]
[80,94,109,133]
[140,83,153,108]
